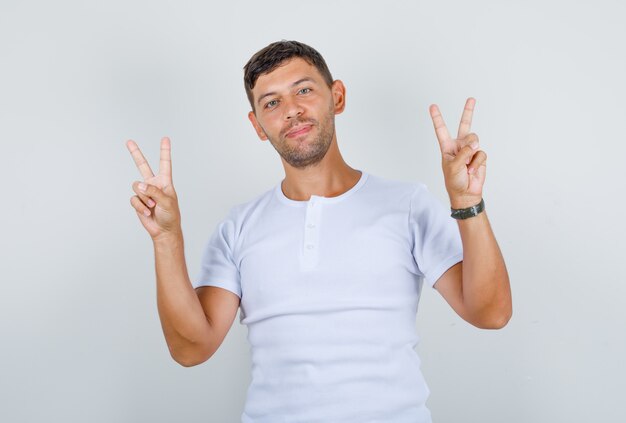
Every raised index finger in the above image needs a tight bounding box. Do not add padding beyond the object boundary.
[456,97,475,139]
[429,104,454,154]
[126,139,155,180]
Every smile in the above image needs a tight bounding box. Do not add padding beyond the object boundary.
[285,125,312,138]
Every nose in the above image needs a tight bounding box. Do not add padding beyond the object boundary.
[283,97,303,120]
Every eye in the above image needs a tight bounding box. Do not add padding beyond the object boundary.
[265,99,279,109]
[298,87,311,94]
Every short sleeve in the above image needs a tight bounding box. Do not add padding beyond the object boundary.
[409,183,464,288]
[192,209,242,299]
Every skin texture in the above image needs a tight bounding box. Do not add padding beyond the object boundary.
[253,84,336,170]
[427,99,511,328]
[127,137,233,367]
[247,58,362,202]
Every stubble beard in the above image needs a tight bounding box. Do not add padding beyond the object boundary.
[266,104,335,170]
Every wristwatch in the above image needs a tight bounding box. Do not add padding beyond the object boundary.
[450,198,485,219]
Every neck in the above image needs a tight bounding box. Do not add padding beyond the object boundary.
[280,138,361,201]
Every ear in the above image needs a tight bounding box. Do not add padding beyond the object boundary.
[248,111,268,141]
[331,80,346,115]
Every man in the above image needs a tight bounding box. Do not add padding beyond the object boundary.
[127,40,511,422]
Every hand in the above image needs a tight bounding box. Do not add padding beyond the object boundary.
[126,136,182,241]
[429,97,487,209]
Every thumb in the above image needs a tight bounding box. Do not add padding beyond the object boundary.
[136,182,170,203]
[452,143,479,170]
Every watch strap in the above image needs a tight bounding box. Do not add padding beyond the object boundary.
[450,198,485,219]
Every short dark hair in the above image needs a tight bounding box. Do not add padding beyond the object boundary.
[243,40,334,112]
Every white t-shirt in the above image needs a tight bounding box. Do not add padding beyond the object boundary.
[193,170,463,423]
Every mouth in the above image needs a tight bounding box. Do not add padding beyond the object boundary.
[285,124,313,138]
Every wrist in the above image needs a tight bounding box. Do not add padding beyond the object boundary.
[449,196,482,210]
[153,230,184,247]
[450,198,485,220]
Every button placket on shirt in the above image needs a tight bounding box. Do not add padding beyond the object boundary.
[302,196,322,269]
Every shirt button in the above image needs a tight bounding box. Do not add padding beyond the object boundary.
[306,244,315,250]
[307,223,315,229]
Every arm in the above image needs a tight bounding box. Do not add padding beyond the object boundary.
[153,233,215,366]
[127,137,240,366]
[154,233,241,367]
[433,209,511,329]
[428,98,512,329]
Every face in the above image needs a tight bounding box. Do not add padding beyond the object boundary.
[248,58,345,170]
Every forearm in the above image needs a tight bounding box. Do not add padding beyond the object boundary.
[153,233,213,364]
[456,209,512,327]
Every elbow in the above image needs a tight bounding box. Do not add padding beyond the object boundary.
[478,309,513,330]
[169,344,212,367]
[174,356,205,367]
[480,312,511,329]
[472,284,513,330]
[471,305,513,330]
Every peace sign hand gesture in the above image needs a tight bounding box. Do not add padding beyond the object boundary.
[127,137,182,241]
[429,97,487,209]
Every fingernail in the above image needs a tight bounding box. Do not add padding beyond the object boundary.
[468,167,475,174]
[471,141,479,150]
[138,183,146,192]
[147,199,155,207]
[143,209,150,216]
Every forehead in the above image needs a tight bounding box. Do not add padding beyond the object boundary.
[253,57,324,93]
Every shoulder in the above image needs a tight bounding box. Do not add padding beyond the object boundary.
[363,173,448,219]
[367,174,425,195]
[206,185,275,250]
[223,185,276,224]
[363,172,425,200]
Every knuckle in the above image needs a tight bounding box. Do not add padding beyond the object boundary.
[133,182,145,195]
[135,182,153,195]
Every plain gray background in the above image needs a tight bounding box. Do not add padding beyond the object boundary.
[1,0,624,421]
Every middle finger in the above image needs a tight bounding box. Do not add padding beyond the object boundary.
[456,97,475,140]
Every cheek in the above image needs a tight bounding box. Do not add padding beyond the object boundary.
[257,116,282,138]
[305,96,326,108]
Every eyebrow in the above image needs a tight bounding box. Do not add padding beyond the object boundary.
[256,77,316,107]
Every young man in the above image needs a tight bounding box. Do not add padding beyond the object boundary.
[127,40,511,422]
